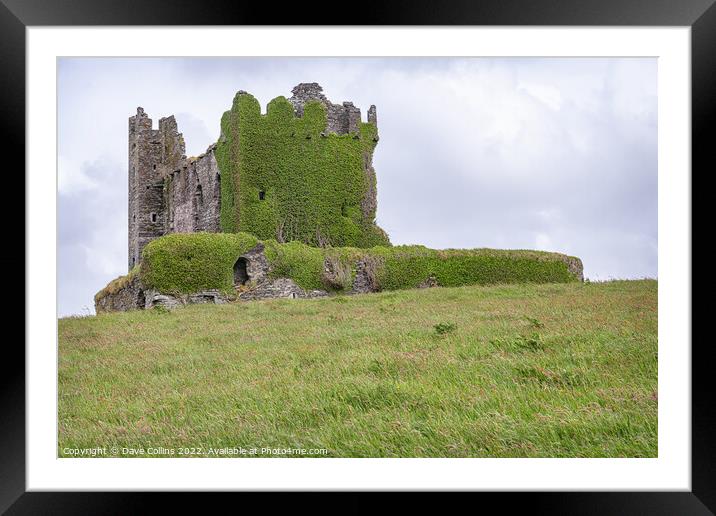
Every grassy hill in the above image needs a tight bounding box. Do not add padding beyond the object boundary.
[59,280,657,458]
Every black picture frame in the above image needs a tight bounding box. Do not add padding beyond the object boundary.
[5,0,708,512]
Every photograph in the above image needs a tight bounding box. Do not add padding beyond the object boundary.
[56,56,658,459]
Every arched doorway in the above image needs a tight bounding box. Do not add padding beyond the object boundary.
[233,257,249,285]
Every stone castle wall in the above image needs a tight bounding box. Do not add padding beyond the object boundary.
[128,83,381,271]
[128,107,167,270]
[165,147,221,235]
[288,82,369,136]
[128,109,222,270]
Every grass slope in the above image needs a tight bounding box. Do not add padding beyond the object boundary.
[60,280,657,458]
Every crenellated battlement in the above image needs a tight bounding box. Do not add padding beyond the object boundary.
[287,82,376,135]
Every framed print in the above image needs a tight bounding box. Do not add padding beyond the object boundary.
[6,0,710,512]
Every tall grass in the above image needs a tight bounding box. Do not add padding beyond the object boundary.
[60,280,657,458]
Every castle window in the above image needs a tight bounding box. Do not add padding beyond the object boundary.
[153,164,156,170]
[196,184,203,205]
[258,190,266,201]
[150,212,157,223]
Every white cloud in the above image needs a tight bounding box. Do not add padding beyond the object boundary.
[518,82,563,111]
[58,155,95,194]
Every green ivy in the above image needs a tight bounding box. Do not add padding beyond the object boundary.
[369,246,577,290]
[140,232,259,294]
[132,233,580,295]
[215,92,390,248]
[263,239,326,291]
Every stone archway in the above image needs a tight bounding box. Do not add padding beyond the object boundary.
[233,257,249,285]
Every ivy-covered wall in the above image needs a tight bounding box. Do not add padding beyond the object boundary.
[140,232,260,295]
[265,240,581,292]
[116,233,581,298]
[214,92,390,248]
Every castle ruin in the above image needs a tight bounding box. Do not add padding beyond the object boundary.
[128,82,388,270]
[95,81,583,312]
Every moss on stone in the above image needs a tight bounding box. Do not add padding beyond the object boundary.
[94,266,140,304]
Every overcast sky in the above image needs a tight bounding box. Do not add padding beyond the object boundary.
[58,57,657,316]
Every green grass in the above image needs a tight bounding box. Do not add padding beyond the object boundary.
[59,280,657,458]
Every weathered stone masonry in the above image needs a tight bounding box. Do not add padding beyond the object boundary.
[128,82,380,271]
[128,109,221,270]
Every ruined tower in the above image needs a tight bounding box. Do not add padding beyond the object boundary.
[129,83,389,270]
[128,109,188,269]
[128,108,164,270]
[216,82,388,248]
